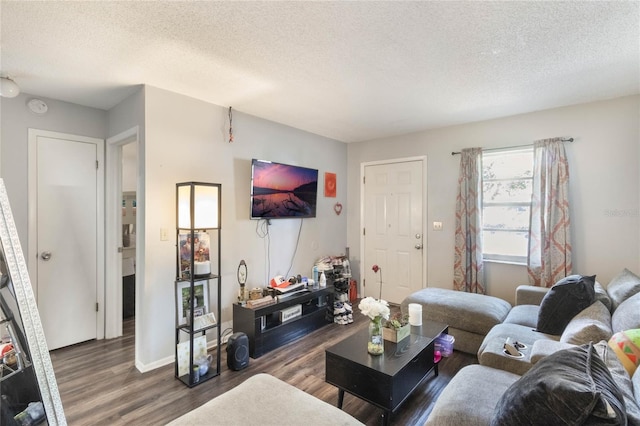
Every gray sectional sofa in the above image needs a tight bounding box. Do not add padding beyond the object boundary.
[408,268,640,425]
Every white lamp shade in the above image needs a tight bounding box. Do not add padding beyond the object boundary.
[178,184,219,229]
[0,77,20,98]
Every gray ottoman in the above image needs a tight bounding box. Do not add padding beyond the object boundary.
[401,288,512,354]
[167,373,363,425]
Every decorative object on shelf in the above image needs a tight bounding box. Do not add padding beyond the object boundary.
[372,264,383,300]
[358,297,390,356]
[383,312,410,343]
[249,288,263,300]
[178,231,211,278]
[324,172,336,197]
[176,280,209,326]
[175,182,222,387]
[333,202,342,215]
[176,335,207,377]
[237,259,247,304]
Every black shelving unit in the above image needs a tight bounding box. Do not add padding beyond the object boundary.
[174,182,222,387]
[233,285,334,358]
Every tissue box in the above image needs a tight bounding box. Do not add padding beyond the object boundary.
[435,333,455,357]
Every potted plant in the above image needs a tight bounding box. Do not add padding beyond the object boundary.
[382,312,411,343]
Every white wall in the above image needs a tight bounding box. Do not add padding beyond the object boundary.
[139,86,348,367]
[0,94,107,251]
[347,95,640,304]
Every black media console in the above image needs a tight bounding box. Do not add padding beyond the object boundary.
[232,285,334,358]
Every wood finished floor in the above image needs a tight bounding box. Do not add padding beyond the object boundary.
[50,312,477,426]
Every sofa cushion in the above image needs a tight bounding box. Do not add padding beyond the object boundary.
[607,268,640,310]
[608,329,640,377]
[612,292,640,333]
[491,343,627,426]
[560,301,613,345]
[503,304,539,328]
[478,323,558,375]
[425,365,520,426]
[536,275,596,335]
[530,340,575,364]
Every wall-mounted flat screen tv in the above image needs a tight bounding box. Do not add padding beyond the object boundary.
[250,159,318,219]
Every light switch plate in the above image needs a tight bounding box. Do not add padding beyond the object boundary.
[160,228,169,241]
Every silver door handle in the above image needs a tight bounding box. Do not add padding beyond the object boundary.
[41,251,52,261]
[415,244,423,250]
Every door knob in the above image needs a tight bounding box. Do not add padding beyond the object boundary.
[415,244,423,250]
[40,251,52,261]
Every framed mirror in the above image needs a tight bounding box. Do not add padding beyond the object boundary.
[0,179,66,425]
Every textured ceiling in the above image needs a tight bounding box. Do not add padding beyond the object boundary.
[1,1,638,142]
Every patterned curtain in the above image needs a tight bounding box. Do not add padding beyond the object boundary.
[527,137,572,287]
[454,148,485,293]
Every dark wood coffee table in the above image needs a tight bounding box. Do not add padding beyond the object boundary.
[325,320,448,425]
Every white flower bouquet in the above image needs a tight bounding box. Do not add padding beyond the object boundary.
[358,297,390,321]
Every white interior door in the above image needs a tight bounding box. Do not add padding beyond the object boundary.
[363,159,425,304]
[28,130,104,350]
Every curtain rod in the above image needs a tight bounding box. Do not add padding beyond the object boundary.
[451,138,574,156]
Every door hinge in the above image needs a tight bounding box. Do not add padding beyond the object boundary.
[363,176,365,184]
[96,160,99,169]
[363,228,366,236]
[96,302,99,312]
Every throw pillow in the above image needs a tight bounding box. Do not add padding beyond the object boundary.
[607,268,640,310]
[560,301,613,345]
[491,343,627,426]
[537,275,596,335]
[611,292,640,333]
[594,280,613,312]
[594,340,640,425]
[608,329,640,377]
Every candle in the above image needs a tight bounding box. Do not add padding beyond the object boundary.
[408,303,422,326]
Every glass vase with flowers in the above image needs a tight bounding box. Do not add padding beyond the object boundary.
[358,296,390,355]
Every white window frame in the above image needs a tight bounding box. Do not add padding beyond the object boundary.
[482,147,533,264]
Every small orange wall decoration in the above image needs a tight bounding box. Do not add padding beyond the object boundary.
[324,172,336,197]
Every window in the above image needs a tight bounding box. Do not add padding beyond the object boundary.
[482,148,533,263]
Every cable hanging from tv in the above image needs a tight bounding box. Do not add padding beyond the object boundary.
[228,106,234,143]
[451,137,574,156]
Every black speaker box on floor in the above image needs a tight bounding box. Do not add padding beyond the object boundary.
[227,332,249,371]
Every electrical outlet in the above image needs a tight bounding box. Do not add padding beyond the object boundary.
[160,228,168,241]
[433,221,443,231]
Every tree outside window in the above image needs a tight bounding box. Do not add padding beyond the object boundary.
[482,148,533,263]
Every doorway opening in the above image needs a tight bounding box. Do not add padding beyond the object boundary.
[105,127,140,341]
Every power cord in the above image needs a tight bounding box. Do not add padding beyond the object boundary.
[220,327,234,344]
[255,219,271,283]
[285,219,303,278]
